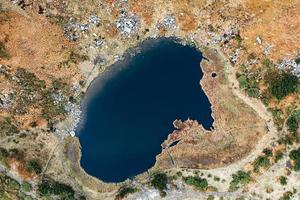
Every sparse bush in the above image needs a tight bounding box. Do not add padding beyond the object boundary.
[286,110,300,134]
[279,176,287,185]
[247,87,260,98]
[263,148,273,157]
[183,176,208,191]
[213,176,220,182]
[237,75,248,89]
[176,171,182,177]
[279,191,293,200]
[0,117,19,136]
[275,151,284,163]
[289,149,300,171]
[229,171,251,191]
[295,57,300,65]
[253,156,270,172]
[52,79,64,90]
[26,160,42,174]
[115,186,138,200]
[21,182,32,192]
[150,172,168,197]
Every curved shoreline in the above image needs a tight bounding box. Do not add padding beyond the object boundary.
[64,40,221,193]
[63,37,270,200]
[74,37,212,183]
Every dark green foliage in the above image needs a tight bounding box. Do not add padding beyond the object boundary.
[213,176,220,182]
[0,117,19,136]
[229,171,251,191]
[115,186,138,200]
[287,116,299,133]
[263,148,273,157]
[253,156,270,172]
[268,72,299,100]
[0,42,10,59]
[275,151,284,163]
[247,87,260,98]
[26,160,42,174]
[0,147,9,159]
[279,176,287,185]
[38,179,75,198]
[295,57,300,65]
[279,191,293,200]
[278,135,293,146]
[286,110,300,133]
[289,149,300,171]
[150,172,168,196]
[184,176,208,191]
[176,171,182,177]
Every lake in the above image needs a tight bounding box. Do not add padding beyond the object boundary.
[77,38,213,183]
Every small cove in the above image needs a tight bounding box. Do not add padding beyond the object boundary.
[76,38,214,183]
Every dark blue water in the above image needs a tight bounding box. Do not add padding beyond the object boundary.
[77,39,213,183]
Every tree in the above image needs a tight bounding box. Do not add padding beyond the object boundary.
[184,176,208,191]
[269,73,299,100]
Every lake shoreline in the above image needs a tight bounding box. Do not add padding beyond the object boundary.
[63,39,219,195]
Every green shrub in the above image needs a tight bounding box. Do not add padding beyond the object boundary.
[279,191,293,200]
[289,149,300,171]
[115,186,138,200]
[52,79,64,90]
[38,179,75,198]
[253,156,270,172]
[237,75,249,89]
[207,194,214,200]
[262,148,273,157]
[275,151,284,163]
[21,182,32,192]
[26,160,42,174]
[287,116,299,133]
[279,176,287,185]
[295,57,300,65]
[150,172,168,196]
[229,171,251,191]
[247,87,260,98]
[176,171,182,177]
[184,176,208,191]
[286,110,300,133]
[269,72,299,100]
